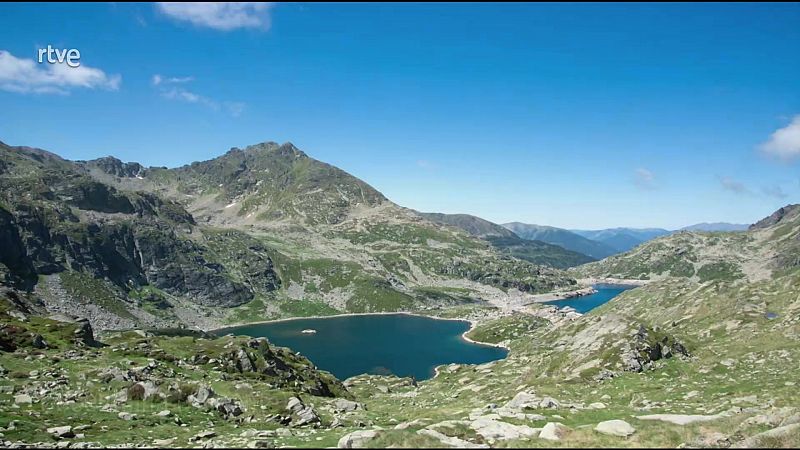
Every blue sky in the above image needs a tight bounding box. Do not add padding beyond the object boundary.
[1,2,798,229]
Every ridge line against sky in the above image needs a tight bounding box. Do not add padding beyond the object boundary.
[0,2,798,229]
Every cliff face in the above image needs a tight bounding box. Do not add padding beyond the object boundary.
[0,143,281,323]
[749,204,800,230]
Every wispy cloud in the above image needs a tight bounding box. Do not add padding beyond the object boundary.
[152,73,244,117]
[161,86,211,105]
[0,50,120,95]
[152,74,194,86]
[718,176,751,195]
[156,2,275,31]
[633,168,657,190]
[759,115,800,162]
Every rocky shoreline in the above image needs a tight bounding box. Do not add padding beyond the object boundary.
[577,277,650,287]
[210,310,513,384]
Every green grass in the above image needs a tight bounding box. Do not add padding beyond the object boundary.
[696,261,743,282]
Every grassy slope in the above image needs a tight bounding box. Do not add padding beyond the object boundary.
[3,140,797,447]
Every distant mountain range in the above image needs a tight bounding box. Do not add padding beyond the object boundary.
[503,222,752,258]
[679,222,749,232]
[570,228,672,253]
[502,223,618,259]
[420,214,752,266]
[418,213,595,269]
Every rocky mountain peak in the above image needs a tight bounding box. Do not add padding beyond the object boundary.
[85,156,144,178]
[240,141,306,158]
[749,204,800,230]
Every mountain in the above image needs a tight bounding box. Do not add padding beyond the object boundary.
[571,204,800,282]
[749,204,800,230]
[417,212,515,238]
[570,227,672,253]
[419,213,596,269]
[680,222,749,232]
[2,186,798,448]
[0,140,577,331]
[502,222,618,259]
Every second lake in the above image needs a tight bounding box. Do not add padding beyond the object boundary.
[543,285,633,313]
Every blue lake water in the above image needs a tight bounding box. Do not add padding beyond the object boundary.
[543,285,633,313]
[217,314,508,381]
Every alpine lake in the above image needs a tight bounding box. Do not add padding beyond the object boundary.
[217,286,630,380]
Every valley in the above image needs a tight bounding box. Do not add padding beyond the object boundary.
[0,140,798,448]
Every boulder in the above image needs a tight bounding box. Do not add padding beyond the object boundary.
[733,424,800,448]
[470,417,540,442]
[337,430,379,448]
[286,396,305,413]
[128,381,159,401]
[780,414,800,427]
[208,397,244,419]
[14,394,32,405]
[504,391,538,410]
[73,318,98,347]
[47,426,75,439]
[237,349,256,372]
[30,333,48,349]
[595,420,635,437]
[333,398,365,413]
[539,422,570,441]
[189,385,215,405]
[417,429,489,448]
[190,430,217,441]
[539,397,560,409]
[293,406,321,427]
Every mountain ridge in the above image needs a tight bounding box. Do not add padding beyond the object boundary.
[502,222,619,259]
[0,139,578,332]
[1,196,797,448]
[680,222,749,232]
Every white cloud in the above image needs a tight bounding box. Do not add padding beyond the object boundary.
[760,115,800,162]
[152,74,194,86]
[0,50,120,95]
[162,86,209,105]
[153,74,244,117]
[633,168,656,190]
[156,2,275,31]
